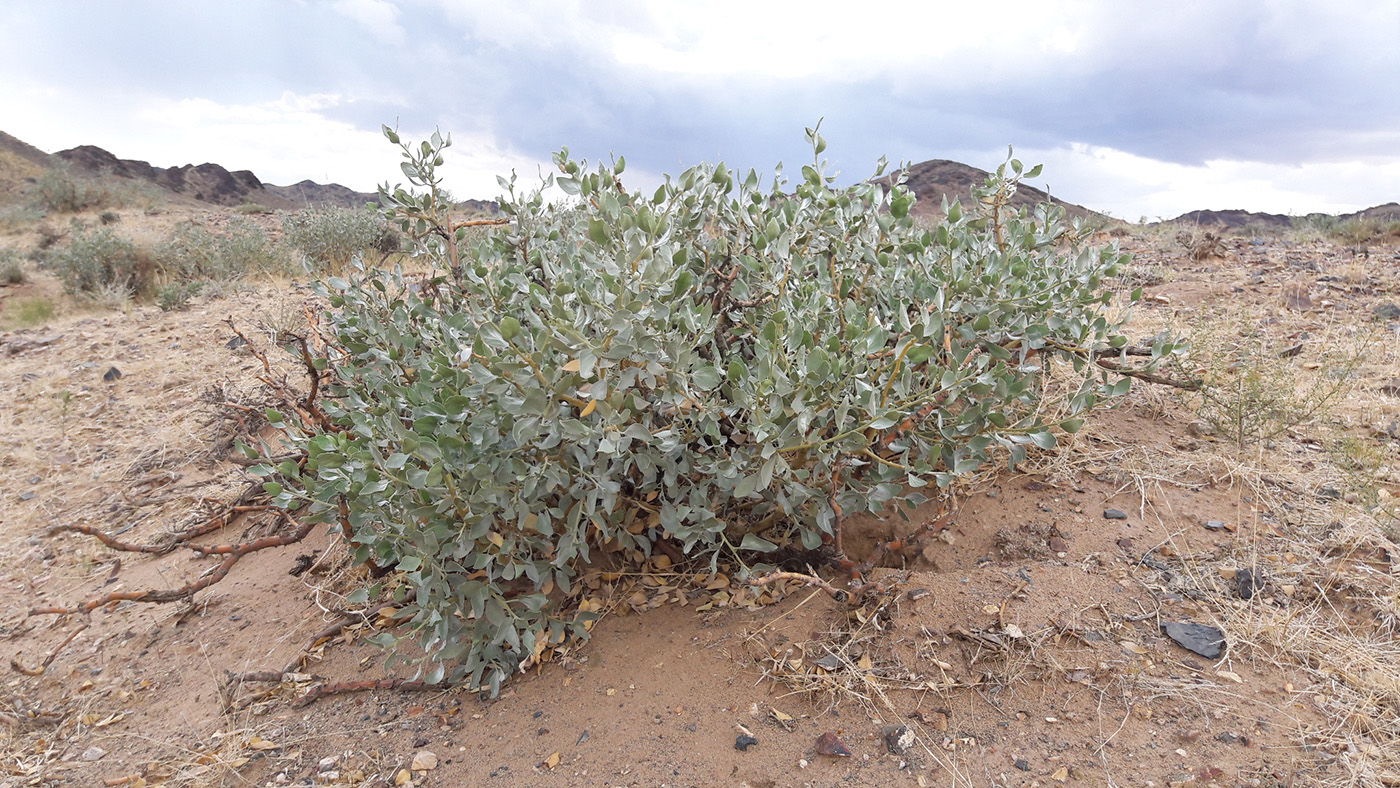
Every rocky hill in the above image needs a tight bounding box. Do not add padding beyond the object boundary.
[1167,202,1400,230]
[886,158,1101,221]
[0,130,497,213]
[0,130,53,198]
[53,144,373,209]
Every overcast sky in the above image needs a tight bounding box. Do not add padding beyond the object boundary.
[2,1,1397,219]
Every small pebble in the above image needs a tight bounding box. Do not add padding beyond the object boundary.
[735,735,759,752]
[1103,509,1128,520]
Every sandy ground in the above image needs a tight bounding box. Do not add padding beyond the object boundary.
[1,219,1398,788]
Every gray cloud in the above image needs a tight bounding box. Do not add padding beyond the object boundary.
[1,0,1396,215]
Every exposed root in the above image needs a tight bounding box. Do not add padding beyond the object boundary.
[29,513,314,617]
[294,678,452,708]
[855,496,958,579]
[9,622,88,676]
[46,480,275,555]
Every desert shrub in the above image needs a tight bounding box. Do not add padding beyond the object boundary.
[246,128,1170,693]
[279,205,399,271]
[1175,227,1227,260]
[1292,213,1339,236]
[0,205,46,234]
[235,203,273,215]
[1332,218,1383,247]
[0,248,25,285]
[43,226,157,296]
[99,210,120,225]
[1176,312,1367,447]
[30,162,110,213]
[156,281,202,311]
[157,219,289,282]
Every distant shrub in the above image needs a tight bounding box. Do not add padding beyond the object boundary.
[31,163,110,213]
[1332,218,1383,247]
[88,280,133,312]
[157,219,290,281]
[235,203,273,215]
[156,281,202,311]
[44,226,157,296]
[279,205,400,271]
[1291,213,1339,235]
[0,205,46,234]
[0,249,26,285]
[1177,311,1367,447]
[99,211,121,225]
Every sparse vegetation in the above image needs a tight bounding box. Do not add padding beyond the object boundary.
[1174,226,1227,260]
[234,202,272,215]
[42,226,155,296]
[98,210,120,225]
[279,204,399,271]
[156,280,202,311]
[0,205,46,234]
[156,218,290,282]
[3,296,54,327]
[0,248,25,285]
[30,161,110,213]
[1177,310,1368,447]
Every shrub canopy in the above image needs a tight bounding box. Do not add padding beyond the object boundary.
[249,127,1166,693]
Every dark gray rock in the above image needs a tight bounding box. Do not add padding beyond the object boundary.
[1103,509,1129,520]
[1162,622,1225,659]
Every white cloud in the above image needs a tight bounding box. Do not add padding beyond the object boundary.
[0,82,539,199]
[332,0,406,45]
[993,143,1400,220]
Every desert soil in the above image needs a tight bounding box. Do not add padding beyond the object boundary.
[1,222,1398,788]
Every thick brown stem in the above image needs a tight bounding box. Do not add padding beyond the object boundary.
[294,678,452,708]
[1094,358,1202,390]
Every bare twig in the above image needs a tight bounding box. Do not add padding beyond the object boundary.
[749,571,849,603]
[9,622,88,676]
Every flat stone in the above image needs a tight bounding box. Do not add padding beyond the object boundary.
[1374,302,1400,320]
[1162,622,1225,659]
[81,746,107,761]
[1103,509,1129,520]
[410,751,438,771]
[1203,520,1227,531]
